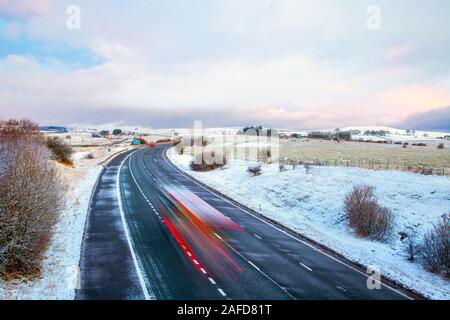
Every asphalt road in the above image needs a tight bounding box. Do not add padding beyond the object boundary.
[77,145,413,300]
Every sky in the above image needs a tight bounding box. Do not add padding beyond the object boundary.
[0,0,449,130]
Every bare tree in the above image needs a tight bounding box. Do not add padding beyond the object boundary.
[403,229,420,261]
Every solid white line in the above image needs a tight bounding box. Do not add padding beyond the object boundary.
[162,149,413,300]
[247,260,261,271]
[218,288,227,297]
[208,277,216,285]
[117,151,151,300]
[300,263,313,272]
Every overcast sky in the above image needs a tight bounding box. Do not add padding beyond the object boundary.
[0,0,449,130]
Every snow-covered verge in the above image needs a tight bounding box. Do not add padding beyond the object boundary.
[0,147,125,300]
[168,148,450,300]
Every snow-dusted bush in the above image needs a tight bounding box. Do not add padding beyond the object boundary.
[344,185,394,241]
[304,162,312,174]
[0,119,67,279]
[46,136,74,164]
[84,153,95,159]
[422,215,449,277]
[0,142,66,279]
[247,164,262,176]
[190,152,227,171]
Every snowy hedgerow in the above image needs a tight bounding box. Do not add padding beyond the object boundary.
[344,185,394,241]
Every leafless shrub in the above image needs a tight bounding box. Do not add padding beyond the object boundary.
[344,185,394,241]
[84,153,95,159]
[175,142,185,155]
[190,152,227,171]
[287,158,298,170]
[437,143,445,149]
[247,164,262,176]
[279,163,286,172]
[422,215,449,277]
[416,166,433,175]
[257,148,272,164]
[0,142,66,279]
[46,137,74,164]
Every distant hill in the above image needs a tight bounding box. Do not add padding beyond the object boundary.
[40,126,69,133]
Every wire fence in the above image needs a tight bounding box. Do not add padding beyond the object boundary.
[296,158,449,177]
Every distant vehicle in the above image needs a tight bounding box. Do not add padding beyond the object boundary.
[133,139,142,145]
[148,143,156,147]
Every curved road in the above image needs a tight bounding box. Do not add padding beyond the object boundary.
[77,145,413,300]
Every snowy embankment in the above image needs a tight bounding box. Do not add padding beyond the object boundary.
[0,147,125,300]
[168,148,450,300]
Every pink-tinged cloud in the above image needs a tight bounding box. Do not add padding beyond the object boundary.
[0,0,48,20]
[386,45,415,61]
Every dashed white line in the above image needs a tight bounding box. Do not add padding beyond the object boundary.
[200,268,207,274]
[254,234,262,240]
[208,277,216,285]
[117,152,151,300]
[217,288,227,297]
[193,259,200,265]
[187,252,192,257]
[300,263,313,272]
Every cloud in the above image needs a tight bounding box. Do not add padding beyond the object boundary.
[1,1,450,130]
[0,0,48,20]
[396,106,450,131]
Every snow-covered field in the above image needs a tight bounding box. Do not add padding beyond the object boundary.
[0,147,126,300]
[168,148,450,300]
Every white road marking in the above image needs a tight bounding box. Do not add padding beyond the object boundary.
[247,260,261,271]
[218,288,227,297]
[300,263,313,272]
[193,259,200,265]
[200,268,207,274]
[254,234,262,240]
[208,277,216,285]
[187,252,192,257]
